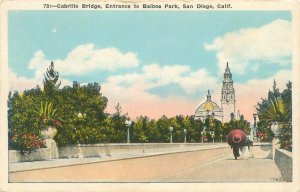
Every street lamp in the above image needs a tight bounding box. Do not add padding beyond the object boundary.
[169,127,173,143]
[201,126,207,143]
[125,120,132,143]
[183,129,187,143]
[253,113,258,141]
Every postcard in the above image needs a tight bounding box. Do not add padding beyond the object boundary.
[0,0,299,191]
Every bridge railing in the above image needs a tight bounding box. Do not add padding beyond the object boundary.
[58,143,226,158]
[274,148,292,182]
[9,143,227,162]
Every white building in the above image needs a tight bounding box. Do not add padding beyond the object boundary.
[195,63,236,123]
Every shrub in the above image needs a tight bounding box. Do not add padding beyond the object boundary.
[10,133,46,155]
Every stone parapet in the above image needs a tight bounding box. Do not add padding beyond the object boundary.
[9,148,51,163]
[274,148,292,182]
[58,143,225,158]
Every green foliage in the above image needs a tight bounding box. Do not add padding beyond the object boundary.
[129,115,223,143]
[257,96,291,123]
[256,121,274,142]
[256,80,292,151]
[10,133,45,155]
[38,101,61,128]
[43,61,61,98]
[53,82,108,146]
[8,87,45,154]
[277,123,292,151]
[223,118,251,136]
[39,101,57,119]
[8,62,109,150]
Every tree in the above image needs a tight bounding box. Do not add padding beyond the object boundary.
[256,81,292,151]
[8,87,45,154]
[107,103,128,142]
[223,116,251,136]
[132,116,149,143]
[43,61,61,99]
[54,82,108,146]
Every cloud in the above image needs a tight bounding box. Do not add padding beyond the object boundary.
[8,68,40,91]
[235,69,291,122]
[102,78,199,119]
[8,67,72,92]
[103,63,218,96]
[101,63,220,118]
[13,44,139,91]
[29,44,139,76]
[204,19,291,75]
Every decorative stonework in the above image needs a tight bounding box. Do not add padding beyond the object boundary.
[221,62,236,122]
[194,90,223,122]
[195,62,236,123]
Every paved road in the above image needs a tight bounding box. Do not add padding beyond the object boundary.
[159,156,282,182]
[9,144,283,182]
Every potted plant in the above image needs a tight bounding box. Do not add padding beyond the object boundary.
[38,101,61,139]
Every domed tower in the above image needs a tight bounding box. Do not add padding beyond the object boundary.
[195,90,223,122]
[221,62,236,122]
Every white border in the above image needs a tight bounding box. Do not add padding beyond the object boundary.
[1,0,299,191]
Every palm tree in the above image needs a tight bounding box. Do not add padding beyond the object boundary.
[256,96,291,123]
[256,95,292,151]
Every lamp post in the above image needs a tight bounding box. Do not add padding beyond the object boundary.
[183,129,187,143]
[125,120,132,143]
[201,126,206,143]
[253,113,258,141]
[169,127,173,143]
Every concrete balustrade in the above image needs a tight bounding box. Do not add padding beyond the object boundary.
[58,143,208,159]
[9,143,225,163]
[274,148,292,181]
[9,142,276,163]
[9,148,51,163]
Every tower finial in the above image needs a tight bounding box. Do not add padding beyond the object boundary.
[226,62,229,68]
[207,90,211,101]
[50,61,54,69]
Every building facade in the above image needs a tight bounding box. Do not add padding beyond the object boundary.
[195,62,236,123]
[194,90,223,122]
[221,63,236,122]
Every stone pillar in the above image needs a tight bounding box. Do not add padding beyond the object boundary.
[272,138,280,160]
[44,139,59,159]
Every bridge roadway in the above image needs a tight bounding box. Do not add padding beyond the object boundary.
[9,143,282,182]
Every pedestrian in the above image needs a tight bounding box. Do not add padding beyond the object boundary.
[231,144,240,160]
[241,137,251,159]
[227,129,248,160]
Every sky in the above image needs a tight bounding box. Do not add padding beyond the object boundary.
[8,11,292,122]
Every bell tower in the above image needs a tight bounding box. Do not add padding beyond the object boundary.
[221,62,236,122]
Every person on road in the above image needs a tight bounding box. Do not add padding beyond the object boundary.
[231,144,240,159]
[227,129,248,160]
[241,136,252,159]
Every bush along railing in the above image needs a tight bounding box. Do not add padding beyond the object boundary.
[10,133,46,156]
